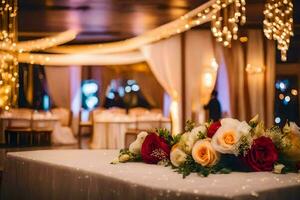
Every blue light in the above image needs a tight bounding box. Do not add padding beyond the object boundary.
[107,92,115,99]
[132,84,140,92]
[43,95,50,110]
[86,96,99,109]
[275,117,281,124]
[125,86,131,93]
[275,80,289,92]
[127,80,135,85]
[118,87,125,97]
[82,82,98,96]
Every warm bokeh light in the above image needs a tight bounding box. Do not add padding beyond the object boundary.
[291,89,298,96]
[211,0,246,47]
[263,0,294,61]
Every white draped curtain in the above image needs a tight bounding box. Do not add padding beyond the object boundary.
[45,66,82,133]
[141,35,182,134]
[185,30,218,123]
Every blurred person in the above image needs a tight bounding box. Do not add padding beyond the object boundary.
[204,90,222,121]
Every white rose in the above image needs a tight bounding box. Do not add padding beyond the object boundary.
[211,118,251,154]
[129,131,148,155]
[170,145,187,167]
[190,125,207,142]
[178,125,207,154]
[178,132,193,154]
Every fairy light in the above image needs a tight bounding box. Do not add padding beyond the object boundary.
[0,0,237,111]
[0,0,18,111]
[211,0,246,47]
[45,0,235,54]
[263,0,293,61]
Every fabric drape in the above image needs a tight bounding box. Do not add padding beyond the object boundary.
[247,30,266,120]
[246,30,275,126]
[141,35,182,134]
[45,66,82,133]
[45,66,71,108]
[213,29,275,126]
[132,71,164,109]
[185,30,218,123]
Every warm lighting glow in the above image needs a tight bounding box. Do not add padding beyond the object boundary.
[203,72,214,88]
[211,0,246,47]
[279,93,284,100]
[245,64,265,74]
[239,36,248,43]
[263,0,294,61]
[170,100,179,135]
[211,58,219,71]
[291,89,298,96]
[0,0,78,111]
[0,0,18,111]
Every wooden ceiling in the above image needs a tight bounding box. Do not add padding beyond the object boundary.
[18,0,300,61]
[18,0,298,41]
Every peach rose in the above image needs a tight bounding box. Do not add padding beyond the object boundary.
[192,139,219,167]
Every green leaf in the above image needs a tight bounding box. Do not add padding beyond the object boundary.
[184,120,195,132]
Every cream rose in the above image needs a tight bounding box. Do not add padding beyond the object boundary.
[282,122,300,161]
[192,139,219,167]
[129,131,148,155]
[178,125,207,154]
[170,144,188,167]
[190,125,207,141]
[211,118,251,154]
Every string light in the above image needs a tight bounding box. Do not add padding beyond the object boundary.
[0,0,18,111]
[45,0,235,54]
[211,0,246,47]
[263,0,294,61]
[0,0,237,111]
[0,0,77,111]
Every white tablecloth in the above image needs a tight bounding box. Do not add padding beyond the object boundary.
[91,113,171,149]
[91,121,136,149]
[2,150,300,200]
[0,114,76,145]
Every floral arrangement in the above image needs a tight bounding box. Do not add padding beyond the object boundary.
[112,115,300,177]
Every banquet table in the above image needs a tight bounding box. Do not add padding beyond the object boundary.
[91,113,171,149]
[2,150,300,200]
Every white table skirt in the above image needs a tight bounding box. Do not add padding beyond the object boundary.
[91,122,136,149]
[2,150,300,200]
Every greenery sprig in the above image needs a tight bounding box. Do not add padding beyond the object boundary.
[174,155,231,178]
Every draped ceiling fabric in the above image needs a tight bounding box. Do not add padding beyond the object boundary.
[45,66,82,133]
[18,51,145,66]
[214,29,275,127]
[185,30,218,123]
[141,35,182,134]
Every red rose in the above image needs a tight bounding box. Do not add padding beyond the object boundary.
[243,137,278,171]
[207,121,221,138]
[141,133,170,164]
